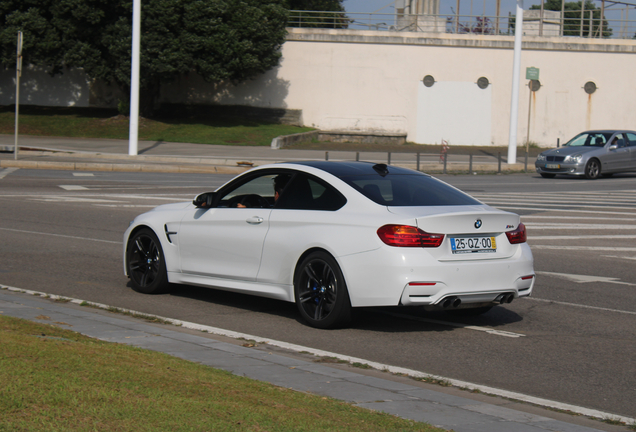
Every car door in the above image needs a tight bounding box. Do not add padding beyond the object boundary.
[625,133,636,170]
[604,133,630,172]
[177,173,278,281]
[256,173,348,285]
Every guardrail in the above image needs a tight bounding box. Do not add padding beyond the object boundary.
[288,9,636,39]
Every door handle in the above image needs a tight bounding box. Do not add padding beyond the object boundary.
[246,216,264,225]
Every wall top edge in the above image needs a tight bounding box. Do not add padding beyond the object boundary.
[285,27,636,52]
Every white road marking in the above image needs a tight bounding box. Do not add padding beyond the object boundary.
[530,235,636,240]
[374,311,526,338]
[59,185,89,191]
[525,223,636,230]
[0,168,19,179]
[522,215,636,221]
[527,297,636,316]
[603,255,636,261]
[2,285,633,425]
[531,245,636,252]
[73,173,94,176]
[536,271,636,286]
[30,196,125,204]
[495,206,636,216]
[0,227,121,244]
[93,204,157,208]
[484,199,636,208]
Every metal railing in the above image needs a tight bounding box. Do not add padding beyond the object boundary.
[288,10,636,39]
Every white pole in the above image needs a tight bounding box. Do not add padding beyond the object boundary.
[507,0,523,165]
[128,0,141,156]
[14,31,22,160]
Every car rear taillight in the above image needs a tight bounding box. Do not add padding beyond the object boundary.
[505,223,527,244]
[377,225,444,247]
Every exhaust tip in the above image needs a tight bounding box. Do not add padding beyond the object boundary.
[441,296,460,308]
[494,293,514,304]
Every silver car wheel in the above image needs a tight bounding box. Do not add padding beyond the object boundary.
[584,159,601,180]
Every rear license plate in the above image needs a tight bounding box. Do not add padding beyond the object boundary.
[546,163,560,169]
[450,236,496,254]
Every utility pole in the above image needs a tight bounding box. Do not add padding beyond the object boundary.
[128,0,141,156]
[495,0,501,34]
[14,31,23,161]
[508,0,524,165]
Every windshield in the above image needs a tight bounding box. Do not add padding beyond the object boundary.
[565,132,613,147]
[340,174,482,206]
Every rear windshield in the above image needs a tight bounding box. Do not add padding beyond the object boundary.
[340,174,482,206]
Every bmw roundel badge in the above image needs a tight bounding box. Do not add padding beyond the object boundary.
[474,219,482,229]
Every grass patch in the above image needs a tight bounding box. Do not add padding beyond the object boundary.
[1,105,313,146]
[0,315,441,431]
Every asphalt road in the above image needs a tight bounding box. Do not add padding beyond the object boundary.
[1,168,635,419]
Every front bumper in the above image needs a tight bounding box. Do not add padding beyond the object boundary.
[535,161,586,176]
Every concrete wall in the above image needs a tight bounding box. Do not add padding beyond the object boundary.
[0,65,92,107]
[162,28,636,147]
[4,27,636,147]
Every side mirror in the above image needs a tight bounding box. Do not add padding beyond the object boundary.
[609,144,617,150]
[193,192,216,208]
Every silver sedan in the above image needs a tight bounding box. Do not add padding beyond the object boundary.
[535,130,636,179]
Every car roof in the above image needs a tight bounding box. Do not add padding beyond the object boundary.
[291,161,427,178]
[580,130,636,134]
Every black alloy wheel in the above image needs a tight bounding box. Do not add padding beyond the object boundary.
[585,159,601,179]
[126,228,170,294]
[294,252,351,329]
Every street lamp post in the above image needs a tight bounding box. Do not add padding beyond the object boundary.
[507,0,524,165]
[129,0,141,156]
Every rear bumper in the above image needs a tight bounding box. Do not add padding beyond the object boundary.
[339,243,534,308]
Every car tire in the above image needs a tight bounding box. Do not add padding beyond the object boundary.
[126,228,171,294]
[584,159,601,179]
[294,251,352,329]
[446,306,494,317]
[539,173,556,178]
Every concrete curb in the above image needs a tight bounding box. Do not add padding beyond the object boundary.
[0,158,529,174]
[0,159,250,174]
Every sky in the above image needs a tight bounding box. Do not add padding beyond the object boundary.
[343,0,548,16]
[342,1,627,18]
[340,1,631,33]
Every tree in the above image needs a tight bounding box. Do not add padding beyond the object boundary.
[0,0,289,116]
[529,0,611,38]
[286,0,347,29]
[287,0,343,11]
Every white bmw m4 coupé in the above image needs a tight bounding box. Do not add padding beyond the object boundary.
[124,161,534,328]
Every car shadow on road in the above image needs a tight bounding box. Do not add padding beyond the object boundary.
[349,306,523,333]
[155,283,523,333]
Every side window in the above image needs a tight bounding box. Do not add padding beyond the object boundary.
[626,133,636,147]
[276,174,346,211]
[218,174,277,208]
[612,133,626,148]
